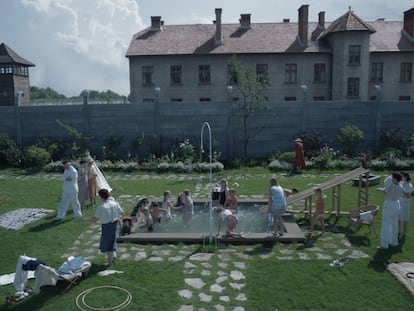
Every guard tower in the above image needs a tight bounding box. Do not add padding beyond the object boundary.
[0,43,35,106]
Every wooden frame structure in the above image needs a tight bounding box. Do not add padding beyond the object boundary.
[286,167,371,219]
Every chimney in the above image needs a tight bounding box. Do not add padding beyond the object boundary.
[311,11,325,41]
[151,16,162,31]
[403,8,414,38]
[215,8,223,45]
[297,4,309,47]
[239,14,251,29]
[283,18,290,23]
[318,11,325,29]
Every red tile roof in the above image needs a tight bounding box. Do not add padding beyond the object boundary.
[126,11,414,57]
[321,9,375,36]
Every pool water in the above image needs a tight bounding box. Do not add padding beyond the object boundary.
[145,203,271,234]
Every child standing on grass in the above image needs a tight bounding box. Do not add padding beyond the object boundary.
[310,188,326,234]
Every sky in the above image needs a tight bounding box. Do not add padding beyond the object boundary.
[1,0,413,97]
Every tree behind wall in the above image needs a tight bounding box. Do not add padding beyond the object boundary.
[229,56,269,159]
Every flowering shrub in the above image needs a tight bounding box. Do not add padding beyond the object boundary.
[278,152,294,163]
[193,161,224,172]
[311,145,338,169]
[175,139,196,163]
[268,159,293,171]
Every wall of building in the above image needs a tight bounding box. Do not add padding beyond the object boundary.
[129,50,414,104]
[0,100,413,159]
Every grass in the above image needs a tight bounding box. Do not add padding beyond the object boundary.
[0,168,413,310]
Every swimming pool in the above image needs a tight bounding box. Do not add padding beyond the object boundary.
[135,202,270,234]
[117,201,306,244]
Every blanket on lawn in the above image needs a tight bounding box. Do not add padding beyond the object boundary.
[0,272,35,286]
[0,208,52,230]
[387,262,414,297]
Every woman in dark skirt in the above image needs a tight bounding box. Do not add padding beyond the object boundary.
[94,189,123,266]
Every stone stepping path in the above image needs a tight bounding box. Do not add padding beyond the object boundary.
[0,171,370,310]
[62,220,368,311]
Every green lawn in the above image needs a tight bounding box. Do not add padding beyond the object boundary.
[0,168,413,310]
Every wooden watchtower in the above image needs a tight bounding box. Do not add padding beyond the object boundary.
[0,43,35,106]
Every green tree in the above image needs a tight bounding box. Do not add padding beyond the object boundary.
[336,123,364,155]
[80,89,127,102]
[56,119,93,156]
[104,133,123,161]
[30,86,66,100]
[228,56,269,159]
[0,134,21,166]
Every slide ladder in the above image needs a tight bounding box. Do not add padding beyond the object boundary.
[287,167,370,218]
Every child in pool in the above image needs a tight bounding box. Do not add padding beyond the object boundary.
[215,206,245,238]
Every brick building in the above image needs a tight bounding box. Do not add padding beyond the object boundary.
[126,5,414,103]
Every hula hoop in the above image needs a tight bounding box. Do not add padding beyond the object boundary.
[75,285,132,311]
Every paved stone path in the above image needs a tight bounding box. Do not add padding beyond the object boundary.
[64,221,368,311]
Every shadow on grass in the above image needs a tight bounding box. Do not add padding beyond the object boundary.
[1,279,82,311]
[23,216,70,233]
[346,234,373,247]
[243,244,275,255]
[368,236,406,272]
[295,232,324,250]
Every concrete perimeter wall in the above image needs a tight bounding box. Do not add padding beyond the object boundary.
[0,100,413,159]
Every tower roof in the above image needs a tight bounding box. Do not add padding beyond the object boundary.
[321,8,376,38]
[0,43,35,66]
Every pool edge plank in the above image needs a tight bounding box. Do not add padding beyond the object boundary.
[117,214,305,244]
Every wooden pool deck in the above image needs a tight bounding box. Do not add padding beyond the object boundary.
[117,214,306,245]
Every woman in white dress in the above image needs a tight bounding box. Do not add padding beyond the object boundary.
[77,159,89,209]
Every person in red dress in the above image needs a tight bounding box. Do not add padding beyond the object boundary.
[293,138,305,173]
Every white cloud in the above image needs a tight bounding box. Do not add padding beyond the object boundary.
[14,0,144,96]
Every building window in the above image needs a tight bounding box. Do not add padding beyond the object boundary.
[0,65,13,74]
[285,64,297,83]
[256,64,269,84]
[371,63,383,82]
[227,64,238,85]
[170,65,182,85]
[313,96,325,101]
[142,66,154,86]
[348,45,361,65]
[399,95,411,101]
[284,96,296,101]
[313,63,326,83]
[347,77,360,97]
[198,65,210,85]
[12,65,27,76]
[171,98,183,102]
[400,62,412,82]
[199,97,211,102]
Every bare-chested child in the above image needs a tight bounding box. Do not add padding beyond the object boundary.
[161,190,174,221]
[135,205,154,232]
[150,202,168,223]
[224,189,238,213]
[310,188,326,234]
